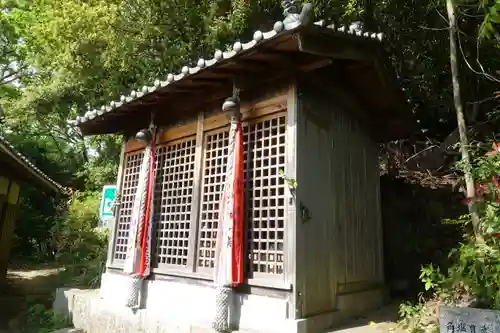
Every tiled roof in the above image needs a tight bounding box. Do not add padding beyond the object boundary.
[68,14,384,127]
[0,135,63,192]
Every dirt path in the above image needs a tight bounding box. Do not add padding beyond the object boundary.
[328,304,406,333]
[0,264,64,332]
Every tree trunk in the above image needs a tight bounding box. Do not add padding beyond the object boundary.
[446,0,483,242]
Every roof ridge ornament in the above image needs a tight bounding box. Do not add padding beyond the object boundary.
[282,0,314,30]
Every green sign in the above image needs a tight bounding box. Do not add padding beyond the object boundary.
[100,185,117,219]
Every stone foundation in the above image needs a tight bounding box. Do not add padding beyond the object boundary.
[53,272,386,333]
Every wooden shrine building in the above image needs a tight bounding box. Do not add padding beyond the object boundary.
[68,2,415,333]
[0,136,61,279]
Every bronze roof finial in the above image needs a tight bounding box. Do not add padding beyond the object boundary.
[282,0,314,30]
[282,0,299,15]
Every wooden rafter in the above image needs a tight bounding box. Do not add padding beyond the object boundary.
[297,31,376,61]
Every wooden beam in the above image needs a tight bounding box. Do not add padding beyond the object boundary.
[153,86,206,94]
[172,70,295,119]
[189,78,229,86]
[246,49,297,62]
[210,66,256,76]
[152,54,309,126]
[228,58,273,71]
[297,31,375,61]
[299,58,332,72]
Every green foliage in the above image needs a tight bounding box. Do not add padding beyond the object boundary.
[398,301,439,333]
[457,146,500,235]
[478,0,500,39]
[400,149,500,332]
[24,304,69,333]
[77,134,121,191]
[399,238,500,332]
[420,265,442,292]
[279,169,297,189]
[444,241,500,308]
[442,213,472,225]
[53,191,109,288]
[0,1,499,331]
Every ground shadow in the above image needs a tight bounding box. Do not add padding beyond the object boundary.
[329,302,405,333]
[380,174,465,300]
[324,175,466,332]
[0,264,67,332]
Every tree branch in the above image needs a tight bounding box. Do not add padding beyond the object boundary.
[0,67,33,85]
[455,24,500,83]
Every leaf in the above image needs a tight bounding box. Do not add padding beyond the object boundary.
[425,281,432,291]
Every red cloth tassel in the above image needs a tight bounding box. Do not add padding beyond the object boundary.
[231,121,244,287]
[486,232,500,239]
[139,138,156,277]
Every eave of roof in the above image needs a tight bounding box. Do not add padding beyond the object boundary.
[0,136,63,193]
[70,18,392,132]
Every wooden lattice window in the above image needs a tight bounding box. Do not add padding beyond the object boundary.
[245,115,287,275]
[114,150,144,261]
[197,113,287,276]
[154,137,196,268]
[197,130,229,269]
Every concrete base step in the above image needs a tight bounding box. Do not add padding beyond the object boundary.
[51,329,84,333]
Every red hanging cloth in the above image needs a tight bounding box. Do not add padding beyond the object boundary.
[231,120,244,286]
[139,137,156,277]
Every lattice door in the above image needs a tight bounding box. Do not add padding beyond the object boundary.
[245,115,287,276]
[197,130,229,269]
[113,150,144,261]
[196,113,287,278]
[153,137,197,268]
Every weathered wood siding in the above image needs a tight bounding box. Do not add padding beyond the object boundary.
[0,177,20,279]
[295,83,384,318]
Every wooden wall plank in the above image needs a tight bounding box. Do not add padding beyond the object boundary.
[187,113,205,271]
[295,79,384,318]
[0,177,9,195]
[8,182,20,205]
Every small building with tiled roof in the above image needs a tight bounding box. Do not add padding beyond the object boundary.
[63,1,416,333]
[0,135,61,279]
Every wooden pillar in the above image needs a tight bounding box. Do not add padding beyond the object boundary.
[0,176,10,281]
[187,113,204,271]
[285,82,300,319]
[0,179,20,280]
[106,135,127,268]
